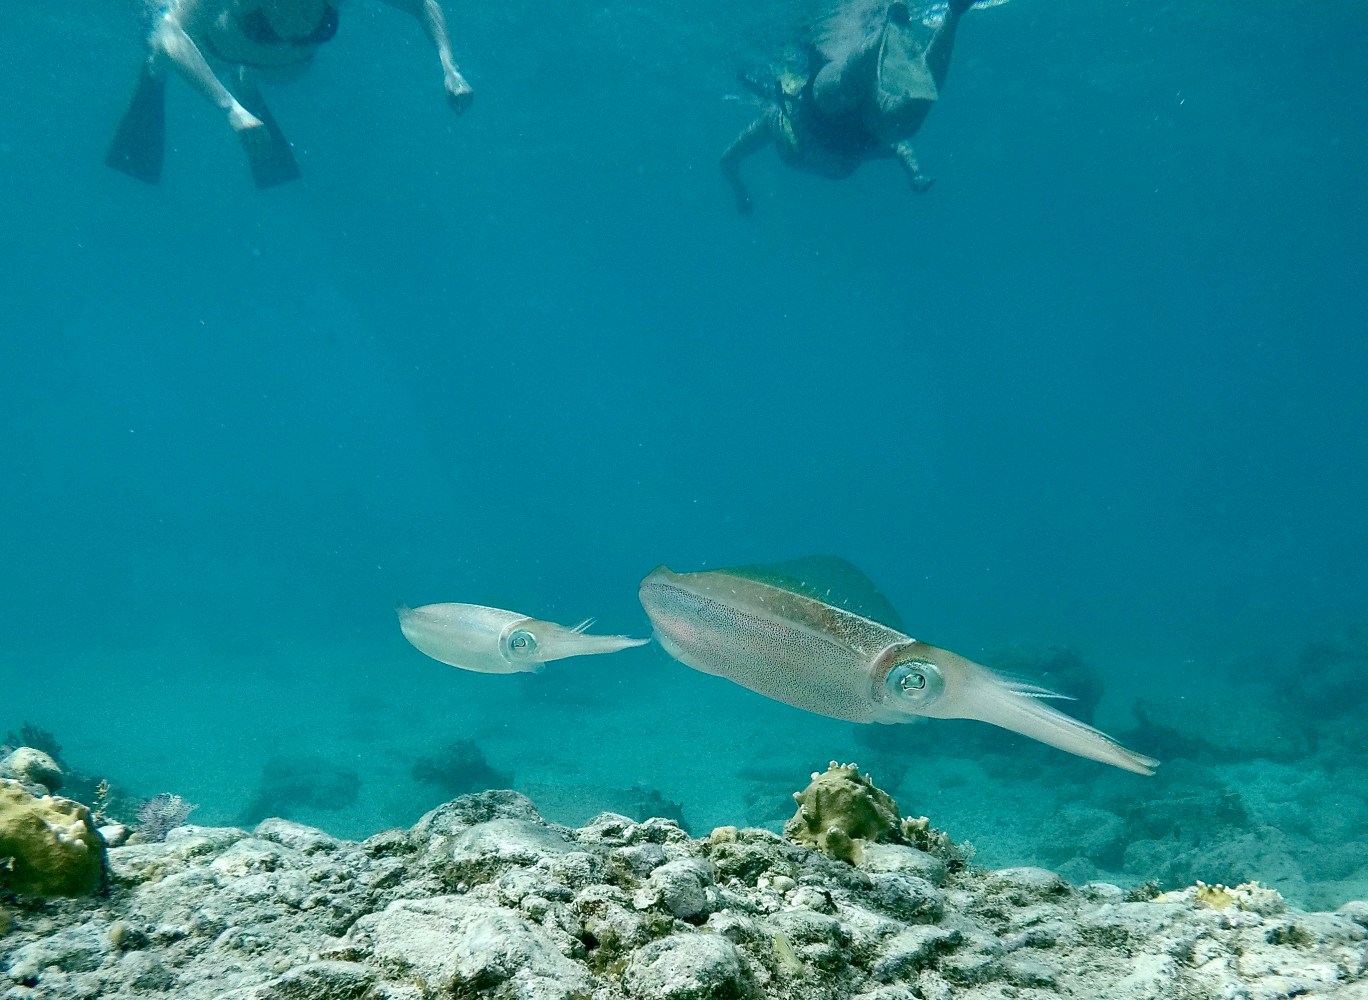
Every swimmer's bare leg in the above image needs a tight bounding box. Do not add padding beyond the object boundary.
[721,111,776,215]
[106,59,167,184]
[233,71,301,188]
[892,139,934,192]
[927,0,977,90]
[378,0,473,111]
[150,14,263,134]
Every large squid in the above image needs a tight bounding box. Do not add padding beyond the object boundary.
[638,558,1157,775]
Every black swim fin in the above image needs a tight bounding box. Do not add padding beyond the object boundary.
[235,88,300,189]
[105,64,166,184]
[237,125,301,188]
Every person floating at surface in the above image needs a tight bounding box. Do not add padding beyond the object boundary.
[106,0,473,188]
[720,0,985,214]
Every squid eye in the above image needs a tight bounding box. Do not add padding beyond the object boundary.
[504,629,539,658]
[885,660,944,709]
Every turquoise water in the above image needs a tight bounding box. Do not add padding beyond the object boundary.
[2,1,1365,907]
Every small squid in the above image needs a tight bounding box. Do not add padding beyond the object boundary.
[638,559,1158,775]
[398,603,647,674]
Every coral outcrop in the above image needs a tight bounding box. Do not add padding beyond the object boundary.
[0,748,64,794]
[783,761,903,864]
[782,761,969,873]
[0,779,105,898]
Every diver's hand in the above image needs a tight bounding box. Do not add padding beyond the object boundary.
[909,173,935,194]
[444,71,473,113]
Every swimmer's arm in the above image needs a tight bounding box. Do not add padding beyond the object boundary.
[150,11,261,131]
[891,139,934,193]
[377,0,473,111]
[720,111,776,216]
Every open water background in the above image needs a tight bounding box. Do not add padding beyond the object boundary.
[1,0,1365,903]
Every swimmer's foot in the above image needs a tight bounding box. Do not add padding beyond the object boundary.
[910,173,935,193]
[444,72,474,113]
[106,64,166,185]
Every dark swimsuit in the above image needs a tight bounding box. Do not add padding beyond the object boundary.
[203,3,338,68]
[775,76,879,179]
[236,3,339,47]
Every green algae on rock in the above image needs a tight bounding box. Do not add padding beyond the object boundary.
[0,778,106,897]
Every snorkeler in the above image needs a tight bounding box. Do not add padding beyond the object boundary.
[721,0,984,214]
[106,0,474,188]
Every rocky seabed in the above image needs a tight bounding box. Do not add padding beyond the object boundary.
[3,788,1367,1000]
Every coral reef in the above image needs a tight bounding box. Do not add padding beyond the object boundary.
[0,779,105,898]
[861,631,1364,909]
[1126,689,1314,765]
[900,815,976,872]
[1,775,1365,1000]
[1292,628,1368,721]
[239,754,360,825]
[1157,879,1289,916]
[0,729,135,835]
[411,738,513,797]
[522,782,694,836]
[989,644,1104,724]
[134,794,198,844]
[1037,709,1368,906]
[0,723,62,764]
[626,786,690,833]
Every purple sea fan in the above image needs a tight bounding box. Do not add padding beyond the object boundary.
[136,793,198,842]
